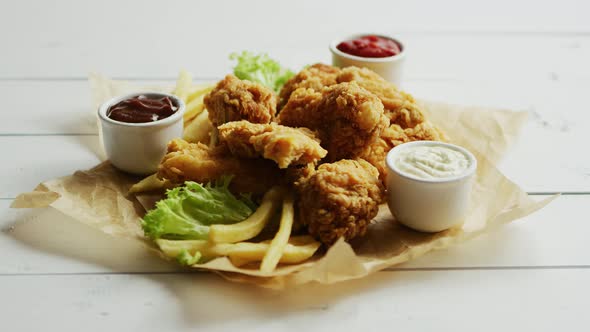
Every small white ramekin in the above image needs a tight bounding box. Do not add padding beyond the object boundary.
[385,141,477,232]
[329,34,406,86]
[97,92,185,175]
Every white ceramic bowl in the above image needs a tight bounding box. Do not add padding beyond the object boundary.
[330,34,406,86]
[97,92,185,175]
[385,141,477,232]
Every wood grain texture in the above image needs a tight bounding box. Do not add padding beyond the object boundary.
[0,0,588,330]
[1,1,589,78]
[0,270,588,331]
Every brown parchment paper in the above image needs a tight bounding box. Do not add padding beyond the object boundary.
[11,75,555,289]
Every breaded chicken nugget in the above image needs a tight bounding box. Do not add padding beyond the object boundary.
[296,159,384,245]
[204,74,277,126]
[278,82,389,161]
[217,120,327,169]
[158,139,281,195]
[337,66,424,128]
[278,63,340,109]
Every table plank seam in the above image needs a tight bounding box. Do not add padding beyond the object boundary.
[383,265,590,271]
[0,265,589,277]
[0,133,98,137]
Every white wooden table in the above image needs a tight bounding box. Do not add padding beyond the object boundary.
[1,1,589,330]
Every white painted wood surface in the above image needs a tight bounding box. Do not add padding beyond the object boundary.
[0,0,588,331]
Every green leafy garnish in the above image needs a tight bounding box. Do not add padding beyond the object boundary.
[230,51,294,93]
[176,249,201,266]
[141,177,257,240]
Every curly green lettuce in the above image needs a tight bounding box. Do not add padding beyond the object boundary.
[141,177,257,241]
[230,51,294,93]
[176,249,201,266]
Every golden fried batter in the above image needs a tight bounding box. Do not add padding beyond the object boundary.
[204,74,277,126]
[337,66,424,128]
[157,139,281,194]
[297,159,384,245]
[278,63,341,109]
[278,82,389,161]
[217,120,327,169]
[275,88,324,127]
[360,122,447,182]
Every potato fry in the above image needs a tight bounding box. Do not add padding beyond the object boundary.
[129,173,172,194]
[186,84,214,104]
[228,256,252,267]
[260,193,294,273]
[183,89,210,126]
[156,239,320,265]
[183,97,205,125]
[208,187,284,243]
[183,109,213,144]
[173,70,192,103]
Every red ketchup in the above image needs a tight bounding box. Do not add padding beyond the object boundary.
[336,35,402,58]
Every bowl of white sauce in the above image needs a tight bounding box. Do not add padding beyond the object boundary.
[385,141,477,232]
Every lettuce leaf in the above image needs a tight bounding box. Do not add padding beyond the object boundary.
[176,249,201,266]
[141,177,257,240]
[230,51,294,93]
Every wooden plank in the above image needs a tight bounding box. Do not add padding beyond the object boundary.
[0,200,177,274]
[0,269,587,331]
[1,195,588,274]
[0,1,588,79]
[404,79,590,193]
[0,136,102,198]
[2,34,588,81]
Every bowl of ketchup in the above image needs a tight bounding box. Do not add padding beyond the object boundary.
[97,92,185,175]
[330,34,405,85]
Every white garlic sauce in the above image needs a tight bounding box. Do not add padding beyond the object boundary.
[394,145,471,179]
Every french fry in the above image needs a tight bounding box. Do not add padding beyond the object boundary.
[183,94,206,124]
[186,84,214,104]
[260,193,295,273]
[156,239,320,265]
[129,173,172,194]
[208,187,284,243]
[173,70,192,103]
[183,109,213,144]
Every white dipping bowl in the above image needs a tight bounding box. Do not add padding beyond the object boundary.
[330,34,406,86]
[97,92,185,175]
[385,141,477,232]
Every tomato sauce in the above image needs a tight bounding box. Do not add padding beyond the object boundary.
[336,35,402,58]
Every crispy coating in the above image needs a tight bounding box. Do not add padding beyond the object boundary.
[278,63,341,109]
[204,75,277,126]
[278,82,389,161]
[217,120,327,169]
[297,159,384,245]
[157,139,281,195]
[360,122,447,182]
[335,67,447,179]
[275,88,323,127]
[337,66,424,128]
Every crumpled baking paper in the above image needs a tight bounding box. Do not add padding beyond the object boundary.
[11,75,554,289]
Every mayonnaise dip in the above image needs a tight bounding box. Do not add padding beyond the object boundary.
[393,144,471,180]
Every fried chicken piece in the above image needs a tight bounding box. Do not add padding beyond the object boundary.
[157,139,281,195]
[278,63,340,109]
[360,122,448,182]
[204,74,277,126]
[296,159,384,245]
[278,82,389,161]
[337,66,424,128]
[275,88,323,127]
[217,120,327,169]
